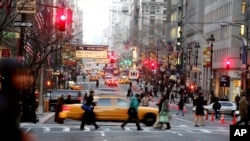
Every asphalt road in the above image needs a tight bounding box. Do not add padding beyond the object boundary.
[20,78,233,141]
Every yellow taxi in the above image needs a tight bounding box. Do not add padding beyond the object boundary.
[118,76,131,84]
[59,95,158,126]
[89,74,99,81]
[69,85,83,90]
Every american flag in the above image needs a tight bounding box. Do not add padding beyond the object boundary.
[35,8,49,29]
[25,41,33,56]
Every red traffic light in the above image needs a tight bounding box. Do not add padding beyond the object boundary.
[56,9,67,31]
[226,60,230,70]
[60,15,66,21]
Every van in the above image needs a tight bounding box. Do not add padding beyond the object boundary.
[128,70,139,80]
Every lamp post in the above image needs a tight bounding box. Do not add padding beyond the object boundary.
[194,42,200,85]
[209,34,215,98]
[220,22,249,95]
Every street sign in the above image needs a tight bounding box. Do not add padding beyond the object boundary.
[2,32,20,38]
[220,75,230,87]
[13,21,33,27]
[16,0,36,14]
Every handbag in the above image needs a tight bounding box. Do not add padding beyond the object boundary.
[81,103,92,112]
[159,112,169,123]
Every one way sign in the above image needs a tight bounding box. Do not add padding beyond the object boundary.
[13,21,33,27]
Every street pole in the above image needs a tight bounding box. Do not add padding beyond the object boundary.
[209,34,215,99]
[38,65,44,114]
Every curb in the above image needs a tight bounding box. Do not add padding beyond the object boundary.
[24,127,32,133]
[38,112,55,124]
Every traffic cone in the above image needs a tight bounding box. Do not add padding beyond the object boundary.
[210,112,214,121]
[183,106,187,113]
[232,114,237,125]
[220,113,225,124]
[205,111,208,120]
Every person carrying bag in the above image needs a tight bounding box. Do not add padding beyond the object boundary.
[159,95,171,129]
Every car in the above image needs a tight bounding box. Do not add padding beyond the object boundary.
[59,95,158,126]
[69,85,83,90]
[118,76,131,84]
[105,78,118,87]
[192,101,237,116]
[89,74,99,81]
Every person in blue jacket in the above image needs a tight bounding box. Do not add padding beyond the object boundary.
[121,94,143,131]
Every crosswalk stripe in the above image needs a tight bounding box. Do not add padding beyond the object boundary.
[62,127,70,132]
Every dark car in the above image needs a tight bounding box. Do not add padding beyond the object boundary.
[48,89,85,112]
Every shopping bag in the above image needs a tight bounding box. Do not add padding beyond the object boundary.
[159,112,168,123]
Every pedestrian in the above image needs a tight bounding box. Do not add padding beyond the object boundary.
[153,95,164,129]
[170,92,175,104]
[235,94,240,110]
[158,95,171,129]
[127,88,131,99]
[153,84,158,98]
[96,79,99,88]
[0,58,37,141]
[83,93,88,103]
[194,93,205,127]
[64,95,72,104]
[80,90,100,130]
[212,97,221,119]
[54,97,64,124]
[121,94,143,131]
[140,93,149,107]
[236,95,249,125]
[175,96,185,116]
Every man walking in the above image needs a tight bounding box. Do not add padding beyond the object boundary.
[80,90,100,130]
[121,94,143,131]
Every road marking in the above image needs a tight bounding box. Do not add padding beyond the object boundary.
[173,117,194,124]
[43,127,50,132]
[125,127,132,131]
[101,131,105,136]
[199,129,212,133]
[62,127,70,132]
[177,133,183,136]
[104,128,110,131]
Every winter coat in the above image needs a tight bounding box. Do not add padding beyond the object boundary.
[239,96,248,119]
[130,97,140,112]
[195,96,204,115]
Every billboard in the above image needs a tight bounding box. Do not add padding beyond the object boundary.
[75,45,108,59]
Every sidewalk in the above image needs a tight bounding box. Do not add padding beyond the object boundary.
[37,112,54,124]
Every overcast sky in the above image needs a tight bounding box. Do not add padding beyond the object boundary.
[79,0,111,44]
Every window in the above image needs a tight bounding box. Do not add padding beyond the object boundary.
[97,98,112,106]
[220,102,232,107]
[117,99,129,107]
[150,16,155,25]
[150,6,155,14]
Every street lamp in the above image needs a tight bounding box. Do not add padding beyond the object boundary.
[220,22,249,95]
[209,34,215,98]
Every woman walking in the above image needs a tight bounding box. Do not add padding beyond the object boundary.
[158,95,171,129]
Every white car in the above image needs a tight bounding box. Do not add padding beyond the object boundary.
[193,101,237,116]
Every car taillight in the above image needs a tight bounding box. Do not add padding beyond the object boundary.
[62,105,70,111]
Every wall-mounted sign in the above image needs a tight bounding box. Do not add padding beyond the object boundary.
[16,0,36,14]
[75,45,108,59]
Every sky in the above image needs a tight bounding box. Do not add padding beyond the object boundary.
[78,0,111,44]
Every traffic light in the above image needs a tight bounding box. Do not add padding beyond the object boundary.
[226,60,230,70]
[110,56,116,63]
[151,62,156,70]
[56,8,67,31]
[46,80,52,89]
[143,60,148,66]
